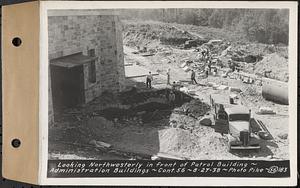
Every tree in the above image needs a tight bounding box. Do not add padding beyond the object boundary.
[119,8,289,45]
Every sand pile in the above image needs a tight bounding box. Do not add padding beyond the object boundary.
[254,53,288,82]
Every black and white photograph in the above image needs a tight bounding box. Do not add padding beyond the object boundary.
[1,0,297,186]
[45,2,295,181]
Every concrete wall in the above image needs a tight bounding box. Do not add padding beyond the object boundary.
[48,11,125,124]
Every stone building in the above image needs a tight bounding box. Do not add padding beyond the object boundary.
[48,10,125,124]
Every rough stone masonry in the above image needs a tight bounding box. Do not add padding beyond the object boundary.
[48,10,125,125]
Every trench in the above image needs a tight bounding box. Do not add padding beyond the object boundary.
[94,88,194,123]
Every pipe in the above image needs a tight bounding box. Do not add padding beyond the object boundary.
[262,78,288,105]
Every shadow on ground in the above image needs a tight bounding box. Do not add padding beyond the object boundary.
[49,77,194,160]
[227,138,278,158]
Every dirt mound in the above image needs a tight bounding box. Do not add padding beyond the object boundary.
[159,128,192,154]
[215,43,287,71]
[86,116,120,142]
[254,53,288,82]
[94,107,133,120]
[159,27,196,45]
[86,116,159,155]
[201,40,230,57]
[191,126,229,159]
[158,126,230,159]
[123,21,203,49]
[49,121,93,145]
[119,88,167,105]
[231,54,263,63]
[123,23,161,48]
[169,113,198,130]
[230,43,287,57]
[179,99,211,118]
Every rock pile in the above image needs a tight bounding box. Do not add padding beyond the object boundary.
[179,99,211,118]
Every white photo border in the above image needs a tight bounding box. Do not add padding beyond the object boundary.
[39,1,298,186]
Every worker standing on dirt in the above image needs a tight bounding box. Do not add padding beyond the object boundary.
[167,68,171,85]
[206,48,211,58]
[229,60,236,72]
[201,49,206,59]
[202,49,207,59]
[169,90,176,107]
[205,66,209,78]
[191,70,198,84]
[146,71,153,88]
[207,60,212,72]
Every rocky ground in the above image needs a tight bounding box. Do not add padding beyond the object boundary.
[123,20,289,82]
[49,20,289,161]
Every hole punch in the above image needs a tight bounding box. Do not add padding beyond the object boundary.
[11,139,21,148]
[12,37,22,47]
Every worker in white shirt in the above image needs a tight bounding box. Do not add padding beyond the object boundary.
[146,71,153,88]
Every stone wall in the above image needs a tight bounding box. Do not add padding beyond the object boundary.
[48,11,125,124]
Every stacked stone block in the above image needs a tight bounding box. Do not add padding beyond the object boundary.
[48,11,125,123]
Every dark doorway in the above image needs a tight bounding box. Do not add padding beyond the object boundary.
[50,65,85,111]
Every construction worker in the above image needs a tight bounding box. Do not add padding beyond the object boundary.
[207,60,212,72]
[201,49,206,60]
[166,68,171,85]
[191,70,198,84]
[229,60,236,72]
[206,48,211,58]
[169,90,176,107]
[205,65,209,78]
[146,71,153,88]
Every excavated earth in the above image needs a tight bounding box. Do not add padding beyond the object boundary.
[49,20,289,160]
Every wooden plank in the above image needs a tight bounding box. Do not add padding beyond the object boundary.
[153,152,185,160]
